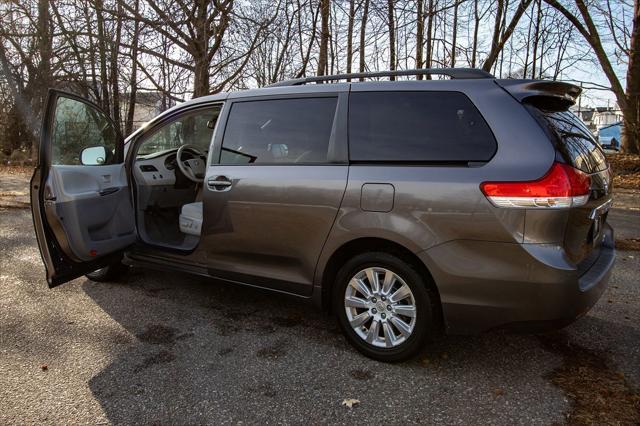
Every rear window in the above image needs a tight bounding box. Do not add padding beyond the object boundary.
[348,91,497,162]
[528,108,607,173]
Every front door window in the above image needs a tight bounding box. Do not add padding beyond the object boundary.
[51,97,120,165]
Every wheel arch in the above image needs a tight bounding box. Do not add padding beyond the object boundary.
[317,237,443,328]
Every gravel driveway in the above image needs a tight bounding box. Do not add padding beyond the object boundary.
[1,173,638,424]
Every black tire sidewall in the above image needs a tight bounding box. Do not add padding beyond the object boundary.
[85,261,129,282]
[333,252,434,362]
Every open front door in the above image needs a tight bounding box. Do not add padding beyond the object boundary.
[31,90,136,287]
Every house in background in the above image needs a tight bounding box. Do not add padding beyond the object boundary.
[572,105,623,137]
[121,91,177,133]
[592,108,623,130]
[573,107,596,132]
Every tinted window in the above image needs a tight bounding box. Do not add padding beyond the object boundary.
[137,107,221,157]
[51,97,119,165]
[349,91,496,162]
[220,97,337,164]
[530,108,607,173]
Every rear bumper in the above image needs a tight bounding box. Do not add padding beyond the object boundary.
[419,224,615,334]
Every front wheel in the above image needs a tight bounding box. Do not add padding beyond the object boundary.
[333,252,436,362]
[85,260,129,282]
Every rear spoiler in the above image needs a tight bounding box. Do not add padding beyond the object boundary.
[495,79,582,110]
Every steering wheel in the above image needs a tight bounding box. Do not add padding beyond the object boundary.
[176,144,207,183]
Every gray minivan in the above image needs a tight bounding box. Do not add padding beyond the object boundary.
[31,68,615,361]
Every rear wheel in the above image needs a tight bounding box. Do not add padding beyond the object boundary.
[333,252,435,362]
[85,260,129,282]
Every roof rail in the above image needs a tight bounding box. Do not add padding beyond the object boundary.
[266,68,494,87]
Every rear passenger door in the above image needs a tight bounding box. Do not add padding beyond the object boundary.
[202,92,349,296]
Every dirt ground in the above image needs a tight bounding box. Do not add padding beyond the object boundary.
[1,167,638,425]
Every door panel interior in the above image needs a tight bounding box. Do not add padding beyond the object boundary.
[45,164,135,262]
[31,89,135,287]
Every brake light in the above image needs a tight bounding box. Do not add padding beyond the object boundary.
[480,162,591,208]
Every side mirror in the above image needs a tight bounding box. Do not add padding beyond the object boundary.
[81,146,108,165]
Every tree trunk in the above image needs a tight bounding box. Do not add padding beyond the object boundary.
[317,0,330,76]
[295,0,320,78]
[531,0,542,79]
[416,0,424,77]
[359,0,370,78]
[451,0,458,67]
[425,0,434,73]
[483,0,531,73]
[95,0,111,113]
[346,0,355,75]
[489,0,505,71]
[125,0,140,136]
[622,0,640,153]
[472,0,479,68]
[110,1,123,129]
[387,0,396,78]
[193,55,210,97]
[192,0,210,97]
[33,0,52,159]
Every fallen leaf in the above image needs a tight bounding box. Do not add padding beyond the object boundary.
[342,398,360,408]
[494,388,504,396]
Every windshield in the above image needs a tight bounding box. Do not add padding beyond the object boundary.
[137,106,221,157]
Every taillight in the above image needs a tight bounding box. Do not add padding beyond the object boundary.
[480,162,591,208]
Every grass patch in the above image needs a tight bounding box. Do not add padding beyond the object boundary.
[539,333,640,425]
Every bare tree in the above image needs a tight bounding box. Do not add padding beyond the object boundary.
[482,0,532,72]
[359,0,370,76]
[387,0,396,78]
[317,0,330,76]
[544,0,639,153]
[346,0,356,74]
[416,0,424,74]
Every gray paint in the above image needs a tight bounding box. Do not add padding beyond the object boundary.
[361,184,395,212]
[35,79,615,336]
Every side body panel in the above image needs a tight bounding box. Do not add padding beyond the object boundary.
[201,87,350,296]
[313,80,558,314]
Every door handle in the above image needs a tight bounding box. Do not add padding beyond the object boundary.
[207,176,233,191]
[99,187,120,196]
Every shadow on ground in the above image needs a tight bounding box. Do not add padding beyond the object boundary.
[82,266,639,424]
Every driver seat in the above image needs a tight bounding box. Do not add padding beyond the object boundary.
[179,201,203,236]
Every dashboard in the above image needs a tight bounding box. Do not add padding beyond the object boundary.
[134,148,206,186]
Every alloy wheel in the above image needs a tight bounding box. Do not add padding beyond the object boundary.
[344,267,417,348]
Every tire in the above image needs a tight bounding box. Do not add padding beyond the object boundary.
[85,260,129,282]
[333,252,436,362]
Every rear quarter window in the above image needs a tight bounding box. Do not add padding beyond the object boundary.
[348,91,497,163]
[527,108,607,174]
